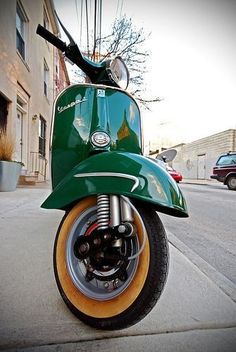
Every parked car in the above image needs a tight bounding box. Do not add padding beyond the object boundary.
[210,152,236,190]
[148,158,183,183]
[166,165,183,183]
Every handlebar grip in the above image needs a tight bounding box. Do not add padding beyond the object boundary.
[36,24,67,52]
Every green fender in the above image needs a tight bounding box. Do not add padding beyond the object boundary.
[42,151,188,217]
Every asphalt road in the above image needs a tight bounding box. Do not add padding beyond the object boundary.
[160,183,236,285]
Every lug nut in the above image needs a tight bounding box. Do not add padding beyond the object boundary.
[118,225,126,233]
[104,282,109,289]
[113,279,119,288]
[87,264,94,272]
[103,234,111,241]
[93,238,101,246]
[79,242,89,254]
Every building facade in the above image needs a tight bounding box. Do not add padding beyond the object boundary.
[172,129,236,180]
[0,0,69,182]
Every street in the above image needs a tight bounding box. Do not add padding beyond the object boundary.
[160,183,236,291]
[0,184,236,351]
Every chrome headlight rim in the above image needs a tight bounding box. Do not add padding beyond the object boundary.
[90,131,111,148]
[107,56,129,90]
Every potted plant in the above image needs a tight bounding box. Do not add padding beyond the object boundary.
[0,129,22,191]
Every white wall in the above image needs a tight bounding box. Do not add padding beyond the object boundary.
[172,129,236,179]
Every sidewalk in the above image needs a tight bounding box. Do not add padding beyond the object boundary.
[0,187,235,351]
[181,178,220,186]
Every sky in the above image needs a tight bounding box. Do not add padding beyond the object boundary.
[54,0,236,147]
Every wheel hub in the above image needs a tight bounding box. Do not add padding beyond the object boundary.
[74,225,132,282]
[66,206,139,301]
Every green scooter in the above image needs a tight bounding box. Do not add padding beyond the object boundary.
[36,20,188,330]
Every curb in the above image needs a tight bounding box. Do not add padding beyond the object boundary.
[181,180,219,186]
[167,231,236,303]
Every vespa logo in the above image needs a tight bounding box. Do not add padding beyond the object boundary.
[57,97,87,114]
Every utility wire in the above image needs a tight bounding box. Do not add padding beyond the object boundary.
[85,0,90,57]
[75,0,80,40]
[120,0,124,17]
[79,0,84,46]
[99,0,102,59]
[92,0,97,61]
[115,0,120,19]
[116,0,124,20]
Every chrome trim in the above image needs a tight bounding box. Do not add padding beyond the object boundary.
[59,82,139,100]
[121,196,147,260]
[90,131,111,147]
[121,197,133,222]
[74,172,139,192]
[110,195,120,227]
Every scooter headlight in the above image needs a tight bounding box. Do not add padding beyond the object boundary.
[90,131,111,147]
[107,56,129,90]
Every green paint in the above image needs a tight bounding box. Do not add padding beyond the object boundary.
[51,84,142,188]
[46,83,188,218]
[42,151,188,217]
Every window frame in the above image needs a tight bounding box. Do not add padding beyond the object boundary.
[43,59,49,97]
[16,1,28,61]
[39,116,47,157]
[43,7,49,30]
[217,154,236,166]
[0,93,9,130]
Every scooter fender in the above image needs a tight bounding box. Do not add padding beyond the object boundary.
[42,151,188,217]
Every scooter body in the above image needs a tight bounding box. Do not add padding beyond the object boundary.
[43,83,187,218]
[49,83,142,189]
[36,19,188,331]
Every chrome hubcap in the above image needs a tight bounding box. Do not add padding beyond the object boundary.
[66,206,139,301]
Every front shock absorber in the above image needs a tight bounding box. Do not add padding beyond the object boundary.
[97,194,110,230]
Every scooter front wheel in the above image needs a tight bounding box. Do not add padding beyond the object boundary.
[53,196,169,330]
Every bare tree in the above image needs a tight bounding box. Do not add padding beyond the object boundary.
[73,16,161,108]
[98,17,148,89]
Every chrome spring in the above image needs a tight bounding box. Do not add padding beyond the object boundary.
[97,194,110,230]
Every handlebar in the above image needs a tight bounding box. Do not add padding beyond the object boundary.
[36,24,117,87]
[36,24,67,52]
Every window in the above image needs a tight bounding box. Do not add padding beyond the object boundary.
[43,7,49,30]
[44,60,49,97]
[16,95,27,163]
[0,94,9,130]
[217,154,236,166]
[16,2,27,60]
[39,116,46,157]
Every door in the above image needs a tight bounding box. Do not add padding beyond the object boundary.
[0,93,8,129]
[15,109,23,163]
[197,154,206,179]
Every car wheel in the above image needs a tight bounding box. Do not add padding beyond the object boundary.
[226,176,236,190]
